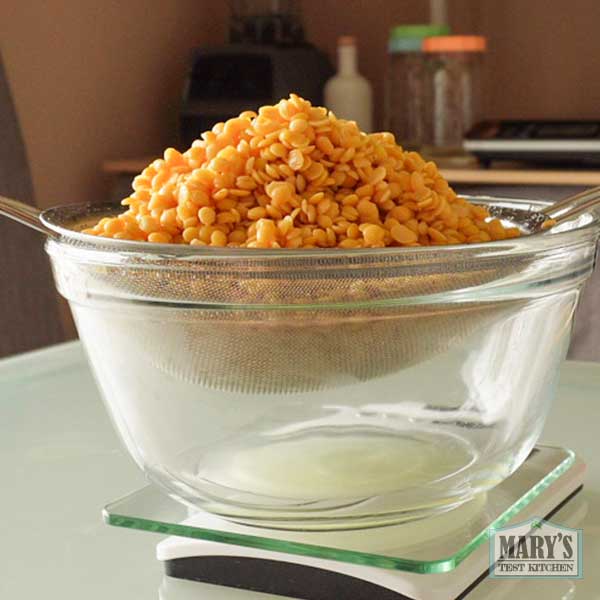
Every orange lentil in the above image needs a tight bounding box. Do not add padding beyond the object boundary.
[390,223,418,245]
[148,232,171,244]
[288,149,305,171]
[182,227,200,242]
[362,224,386,246]
[198,206,217,226]
[209,230,227,246]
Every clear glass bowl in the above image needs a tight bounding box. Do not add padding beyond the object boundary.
[46,196,600,530]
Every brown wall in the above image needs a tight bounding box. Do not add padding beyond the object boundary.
[477,0,600,119]
[1,0,228,209]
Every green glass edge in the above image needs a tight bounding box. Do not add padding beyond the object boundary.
[104,447,575,574]
[450,447,575,569]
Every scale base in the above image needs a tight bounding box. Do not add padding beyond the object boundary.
[147,448,586,600]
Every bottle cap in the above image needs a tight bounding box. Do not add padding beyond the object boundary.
[422,35,487,53]
[338,35,357,47]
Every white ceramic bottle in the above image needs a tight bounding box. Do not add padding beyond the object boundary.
[324,36,373,132]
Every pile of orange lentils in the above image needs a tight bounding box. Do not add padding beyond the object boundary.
[84,95,520,248]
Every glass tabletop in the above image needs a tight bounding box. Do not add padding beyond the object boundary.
[104,446,574,574]
[2,342,600,599]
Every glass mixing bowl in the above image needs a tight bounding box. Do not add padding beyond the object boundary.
[46,196,600,530]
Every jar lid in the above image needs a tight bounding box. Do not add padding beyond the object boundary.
[388,24,450,53]
[422,35,487,53]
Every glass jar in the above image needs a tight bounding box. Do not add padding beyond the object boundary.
[422,36,487,157]
[385,25,449,151]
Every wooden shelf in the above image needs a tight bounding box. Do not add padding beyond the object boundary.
[102,158,600,187]
[439,166,600,186]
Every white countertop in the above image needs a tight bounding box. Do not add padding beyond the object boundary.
[1,341,599,599]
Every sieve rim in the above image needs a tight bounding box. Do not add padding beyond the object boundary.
[40,196,600,263]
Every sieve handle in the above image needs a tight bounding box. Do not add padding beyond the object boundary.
[547,190,600,228]
[542,185,600,219]
[0,195,58,238]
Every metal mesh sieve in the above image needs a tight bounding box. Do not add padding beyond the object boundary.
[45,197,599,394]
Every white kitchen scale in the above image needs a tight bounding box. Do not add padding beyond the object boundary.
[104,446,585,600]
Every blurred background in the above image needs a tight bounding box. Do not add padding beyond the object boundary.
[1,0,599,359]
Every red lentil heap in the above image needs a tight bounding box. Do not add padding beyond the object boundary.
[84,95,520,248]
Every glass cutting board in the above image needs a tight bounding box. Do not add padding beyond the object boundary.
[104,446,576,574]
